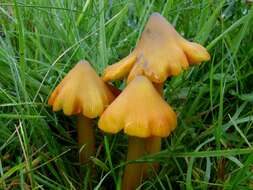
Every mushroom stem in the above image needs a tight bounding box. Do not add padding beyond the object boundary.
[143,83,163,178]
[122,136,146,190]
[143,136,161,178]
[77,115,95,163]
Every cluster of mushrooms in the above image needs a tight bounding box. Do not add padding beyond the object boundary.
[48,13,210,190]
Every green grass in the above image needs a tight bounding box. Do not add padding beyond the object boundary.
[0,0,253,189]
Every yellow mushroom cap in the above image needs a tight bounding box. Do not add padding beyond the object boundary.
[98,76,177,138]
[48,60,115,118]
[103,12,210,83]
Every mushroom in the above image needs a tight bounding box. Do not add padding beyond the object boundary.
[48,60,115,163]
[102,12,210,179]
[98,76,177,190]
[102,12,210,83]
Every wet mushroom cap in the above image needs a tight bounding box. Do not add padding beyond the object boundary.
[98,76,177,138]
[48,60,115,118]
[103,12,210,84]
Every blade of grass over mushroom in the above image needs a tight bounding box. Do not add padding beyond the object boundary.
[90,157,109,172]
[103,135,117,185]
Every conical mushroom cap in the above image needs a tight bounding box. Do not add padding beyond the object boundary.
[48,61,115,118]
[103,13,210,83]
[98,76,177,138]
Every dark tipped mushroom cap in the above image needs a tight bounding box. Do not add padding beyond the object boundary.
[103,13,210,84]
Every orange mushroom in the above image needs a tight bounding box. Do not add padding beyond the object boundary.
[102,12,210,84]
[98,76,177,190]
[102,12,210,181]
[48,60,115,163]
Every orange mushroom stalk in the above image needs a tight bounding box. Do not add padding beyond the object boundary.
[48,60,114,164]
[98,76,177,189]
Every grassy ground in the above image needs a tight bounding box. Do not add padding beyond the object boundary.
[0,0,253,189]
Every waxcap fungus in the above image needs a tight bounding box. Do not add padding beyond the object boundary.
[48,60,114,118]
[98,76,177,138]
[103,13,210,83]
